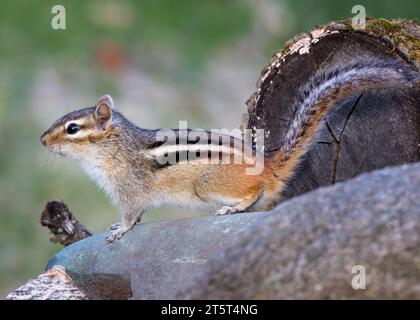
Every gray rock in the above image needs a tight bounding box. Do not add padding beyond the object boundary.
[46,163,420,299]
[46,211,265,299]
[179,163,420,299]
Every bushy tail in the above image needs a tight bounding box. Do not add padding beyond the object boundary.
[268,55,417,180]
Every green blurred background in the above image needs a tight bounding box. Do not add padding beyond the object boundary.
[0,0,418,297]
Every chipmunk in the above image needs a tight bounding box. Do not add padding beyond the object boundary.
[40,55,417,242]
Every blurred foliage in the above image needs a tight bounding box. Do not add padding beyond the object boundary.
[0,0,252,80]
[0,0,418,296]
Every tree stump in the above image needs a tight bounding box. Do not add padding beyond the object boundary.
[242,18,420,201]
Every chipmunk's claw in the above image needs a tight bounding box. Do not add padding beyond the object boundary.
[215,206,242,215]
[105,225,127,243]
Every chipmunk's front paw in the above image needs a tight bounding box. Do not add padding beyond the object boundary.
[215,206,242,215]
[105,226,127,243]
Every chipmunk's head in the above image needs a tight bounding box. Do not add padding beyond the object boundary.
[40,95,119,159]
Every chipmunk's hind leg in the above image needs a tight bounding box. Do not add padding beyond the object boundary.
[215,191,260,216]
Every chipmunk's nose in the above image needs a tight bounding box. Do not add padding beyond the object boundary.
[40,132,49,146]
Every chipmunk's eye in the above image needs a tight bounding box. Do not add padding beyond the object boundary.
[66,123,81,135]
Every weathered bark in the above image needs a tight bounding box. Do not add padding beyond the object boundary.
[6,268,87,300]
[242,18,420,201]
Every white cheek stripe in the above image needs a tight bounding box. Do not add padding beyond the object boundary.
[65,128,96,139]
[64,119,86,128]
[64,119,94,139]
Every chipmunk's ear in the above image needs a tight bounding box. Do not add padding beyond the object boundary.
[94,95,113,129]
